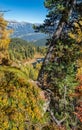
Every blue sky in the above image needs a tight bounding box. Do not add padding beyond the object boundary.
[0,0,47,23]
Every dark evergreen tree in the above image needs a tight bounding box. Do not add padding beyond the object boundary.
[34,0,82,129]
[36,0,82,83]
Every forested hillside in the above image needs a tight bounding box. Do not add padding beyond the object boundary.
[9,38,46,61]
[0,0,82,130]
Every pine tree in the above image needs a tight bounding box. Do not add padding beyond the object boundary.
[36,0,82,83]
[34,0,82,129]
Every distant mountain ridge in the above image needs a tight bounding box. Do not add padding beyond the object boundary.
[8,21,47,42]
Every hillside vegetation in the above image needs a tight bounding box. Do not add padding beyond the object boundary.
[9,38,46,62]
[0,66,49,129]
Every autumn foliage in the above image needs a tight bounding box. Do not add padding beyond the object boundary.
[0,14,12,65]
[0,14,12,49]
[0,66,48,130]
[75,62,82,122]
[70,19,82,123]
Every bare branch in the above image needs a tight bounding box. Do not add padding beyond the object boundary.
[48,108,67,126]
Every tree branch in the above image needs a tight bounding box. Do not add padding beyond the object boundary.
[48,108,67,126]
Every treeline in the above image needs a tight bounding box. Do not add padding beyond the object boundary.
[9,38,46,61]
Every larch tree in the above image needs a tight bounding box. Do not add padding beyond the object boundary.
[0,13,12,65]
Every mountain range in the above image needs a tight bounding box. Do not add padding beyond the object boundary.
[8,21,47,42]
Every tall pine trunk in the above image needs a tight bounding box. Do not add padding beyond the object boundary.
[38,0,76,87]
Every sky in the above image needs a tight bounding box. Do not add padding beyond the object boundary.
[0,0,47,23]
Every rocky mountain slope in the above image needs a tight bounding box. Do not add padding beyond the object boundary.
[8,21,47,42]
